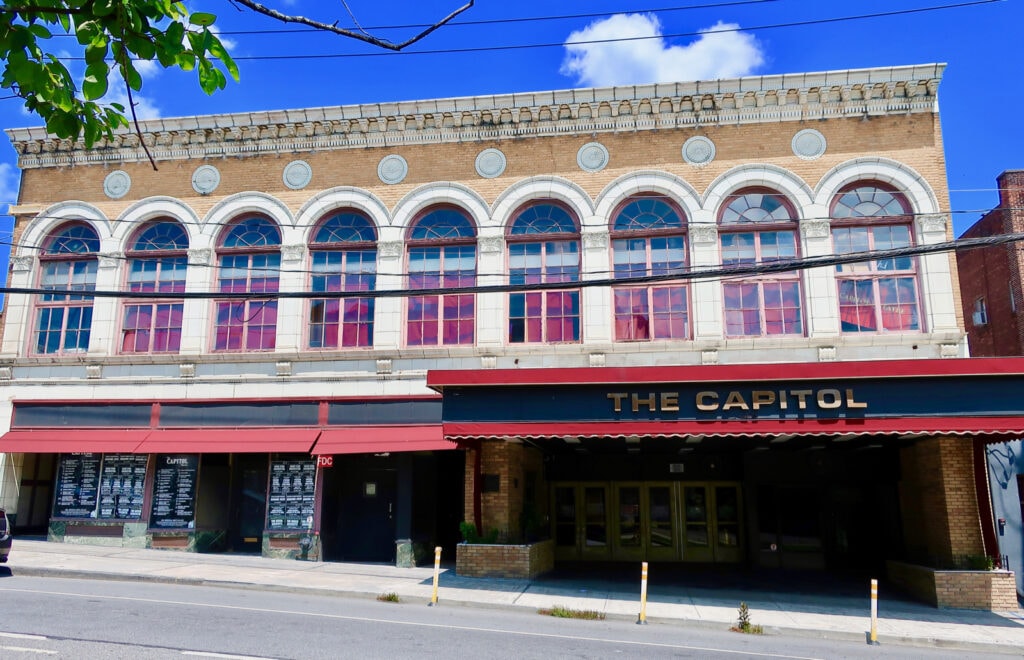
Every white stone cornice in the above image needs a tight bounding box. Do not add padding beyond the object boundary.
[11,255,35,272]
[690,224,718,244]
[378,241,403,259]
[6,64,946,169]
[800,219,831,239]
[98,252,124,269]
[917,213,949,235]
[281,244,305,264]
[188,248,213,266]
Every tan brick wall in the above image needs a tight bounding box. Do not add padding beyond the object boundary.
[887,561,1019,610]
[899,437,984,563]
[456,539,554,579]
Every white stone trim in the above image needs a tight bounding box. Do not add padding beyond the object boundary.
[293,187,391,244]
[103,170,131,199]
[491,176,594,233]
[201,192,295,241]
[702,164,814,214]
[594,170,702,227]
[814,157,940,215]
[113,197,202,245]
[18,201,111,257]
[283,160,313,190]
[475,148,507,178]
[391,182,490,239]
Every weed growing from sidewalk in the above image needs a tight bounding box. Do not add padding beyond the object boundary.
[377,592,400,603]
[730,602,763,634]
[538,606,605,620]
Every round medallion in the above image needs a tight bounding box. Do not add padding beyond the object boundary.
[792,129,827,160]
[103,170,131,199]
[283,160,313,189]
[377,154,408,185]
[475,148,507,178]
[682,136,716,165]
[192,165,221,195]
[577,142,609,173]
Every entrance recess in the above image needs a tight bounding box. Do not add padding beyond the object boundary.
[553,481,742,562]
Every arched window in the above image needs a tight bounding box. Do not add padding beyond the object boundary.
[610,196,688,341]
[719,190,802,337]
[214,216,281,351]
[405,207,476,346]
[309,211,376,349]
[508,202,581,343]
[34,223,99,354]
[121,221,188,353]
[831,184,920,333]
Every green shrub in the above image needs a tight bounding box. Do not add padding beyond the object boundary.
[730,602,763,634]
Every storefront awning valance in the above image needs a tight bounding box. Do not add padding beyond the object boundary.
[311,425,453,455]
[134,428,321,454]
[441,417,1024,441]
[0,429,151,453]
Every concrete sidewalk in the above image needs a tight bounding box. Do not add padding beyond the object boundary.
[3,538,1023,654]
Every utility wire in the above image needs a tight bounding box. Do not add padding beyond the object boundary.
[3,228,1019,301]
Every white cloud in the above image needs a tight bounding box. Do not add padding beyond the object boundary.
[561,14,764,87]
[101,67,162,121]
[0,163,20,215]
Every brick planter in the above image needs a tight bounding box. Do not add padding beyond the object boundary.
[456,540,554,579]
[887,560,1020,610]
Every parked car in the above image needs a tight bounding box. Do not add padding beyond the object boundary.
[0,508,11,562]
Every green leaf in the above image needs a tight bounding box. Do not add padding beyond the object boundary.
[82,64,109,100]
[122,61,142,91]
[92,0,118,17]
[189,12,217,27]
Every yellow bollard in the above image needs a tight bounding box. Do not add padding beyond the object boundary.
[637,561,649,625]
[868,578,879,645]
[429,546,442,606]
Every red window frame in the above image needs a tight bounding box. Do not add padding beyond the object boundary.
[830,184,921,333]
[719,189,803,337]
[121,220,188,354]
[309,211,377,349]
[610,196,688,342]
[33,223,99,356]
[405,206,477,346]
[508,201,581,344]
[213,216,281,352]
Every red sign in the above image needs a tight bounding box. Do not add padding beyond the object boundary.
[316,455,334,468]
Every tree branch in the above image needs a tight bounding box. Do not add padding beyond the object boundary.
[228,0,474,51]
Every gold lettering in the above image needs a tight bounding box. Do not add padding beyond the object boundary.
[779,390,788,410]
[846,389,867,409]
[723,391,749,411]
[751,390,776,410]
[696,391,719,411]
[791,390,813,410]
[632,393,657,412]
[660,392,679,412]
[608,392,628,413]
[817,388,842,409]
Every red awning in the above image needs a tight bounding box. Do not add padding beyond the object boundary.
[441,417,1024,440]
[0,429,150,453]
[135,428,320,454]
[312,426,453,455]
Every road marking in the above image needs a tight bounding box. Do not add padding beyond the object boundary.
[0,587,823,660]
[0,633,48,641]
[182,652,275,660]
[0,646,58,655]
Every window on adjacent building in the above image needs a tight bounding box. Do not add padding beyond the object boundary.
[34,223,99,355]
[213,216,281,351]
[719,190,803,337]
[610,196,689,341]
[121,221,188,353]
[831,184,920,333]
[972,297,988,326]
[508,202,581,343]
[406,207,476,346]
[309,211,376,349]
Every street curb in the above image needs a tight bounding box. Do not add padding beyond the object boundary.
[7,565,1024,656]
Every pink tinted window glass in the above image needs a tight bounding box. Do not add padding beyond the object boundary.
[34,224,99,355]
[610,197,687,342]
[719,192,802,337]
[831,186,919,333]
[406,209,476,346]
[310,212,377,349]
[509,203,582,344]
[214,217,281,351]
[121,221,188,354]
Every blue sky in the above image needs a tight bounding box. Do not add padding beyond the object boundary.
[0,0,1020,256]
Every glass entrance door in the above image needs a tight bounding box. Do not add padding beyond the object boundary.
[553,484,610,561]
[613,483,677,561]
[683,482,742,563]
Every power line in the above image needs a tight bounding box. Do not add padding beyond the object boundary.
[3,228,1019,301]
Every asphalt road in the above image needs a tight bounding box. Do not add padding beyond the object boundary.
[0,575,1016,659]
